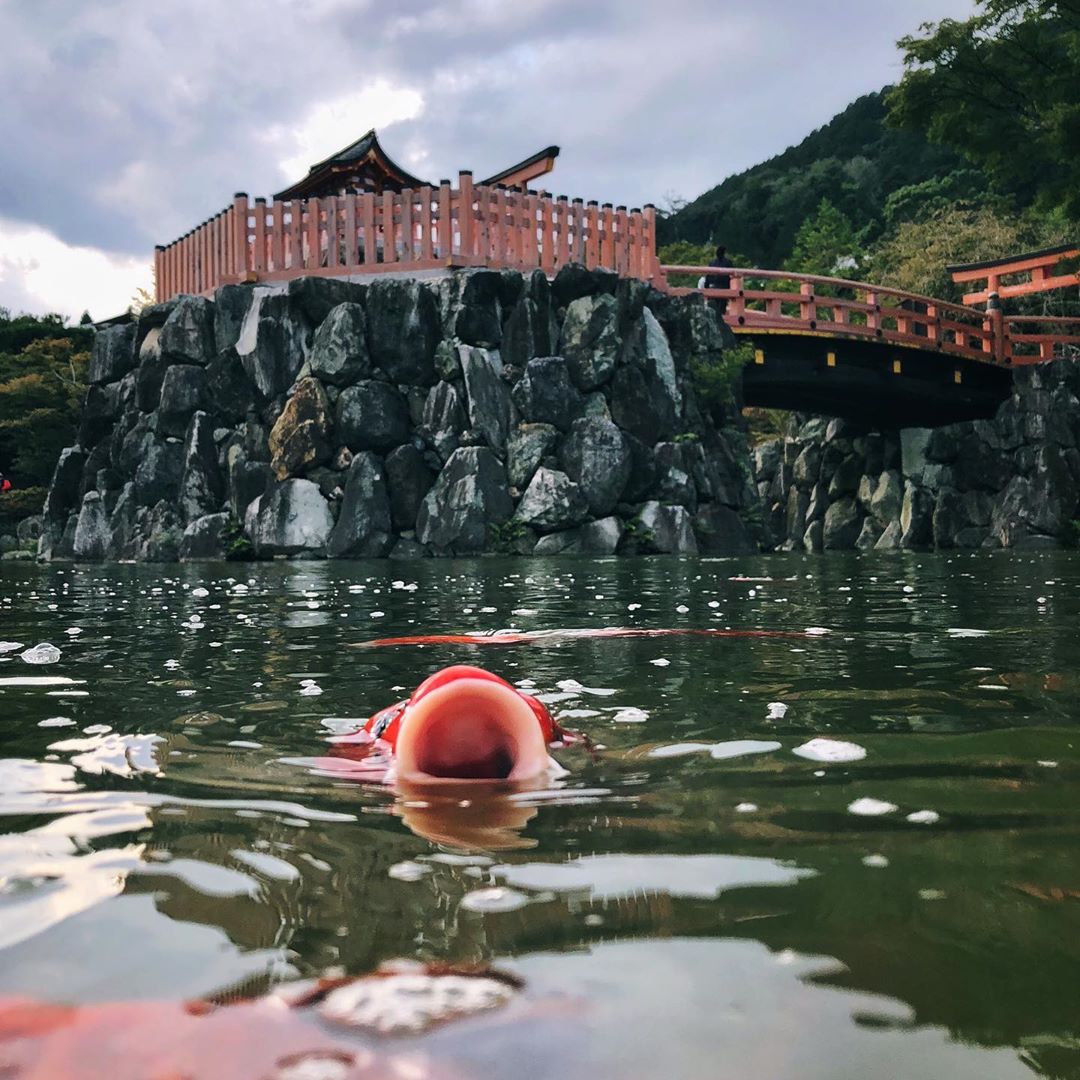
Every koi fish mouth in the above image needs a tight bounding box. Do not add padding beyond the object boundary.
[392,675,551,782]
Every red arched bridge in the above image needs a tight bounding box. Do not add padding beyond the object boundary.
[154,164,1078,428]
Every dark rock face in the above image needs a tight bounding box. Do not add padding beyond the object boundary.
[159,296,215,366]
[269,377,333,480]
[88,324,136,385]
[309,303,371,386]
[337,381,410,452]
[181,512,230,560]
[511,356,582,431]
[559,417,630,516]
[42,270,763,563]
[327,452,393,558]
[366,279,438,384]
[384,444,435,532]
[416,447,512,553]
[560,294,619,390]
[459,346,513,450]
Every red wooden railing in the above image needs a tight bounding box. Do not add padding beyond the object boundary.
[155,173,659,302]
[1003,315,1080,365]
[950,245,1080,306]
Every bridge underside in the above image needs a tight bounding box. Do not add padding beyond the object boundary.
[737,330,1014,429]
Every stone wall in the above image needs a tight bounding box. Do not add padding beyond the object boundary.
[39,267,759,562]
[753,358,1080,551]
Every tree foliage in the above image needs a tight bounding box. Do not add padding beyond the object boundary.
[888,1,1080,221]
[786,199,869,276]
[0,314,90,493]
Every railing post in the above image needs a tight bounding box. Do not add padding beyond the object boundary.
[232,193,249,282]
[799,281,814,326]
[458,171,474,259]
[986,291,1006,364]
[154,245,164,302]
[642,204,658,283]
[438,179,452,260]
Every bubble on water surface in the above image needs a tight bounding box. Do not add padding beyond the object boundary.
[48,732,164,778]
[319,969,518,1034]
[1036,760,1058,768]
[0,676,84,688]
[848,797,898,816]
[709,740,782,760]
[612,707,649,723]
[947,628,989,637]
[38,716,75,728]
[862,854,889,868]
[191,587,209,598]
[388,861,431,882]
[649,658,670,667]
[0,642,25,654]
[734,802,758,813]
[766,701,788,719]
[299,679,324,697]
[648,742,714,758]
[459,886,530,913]
[907,809,940,824]
[793,738,866,763]
[19,643,61,665]
[804,626,830,635]
[64,627,82,637]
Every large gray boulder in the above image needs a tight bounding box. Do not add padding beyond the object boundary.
[513,467,589,534]
[287,277,367,326]
[609,364,676,446]
[252,478,334,556]
[180,512,229,560]
[337,381,410,452]
[869,470,903,525]
[632,501,698,555]
[327,452,393,558]
[823,496,862,549]
[507,423,559,491]
[559,417,631,516]
[693,504,756,555]
[159,295,215,366]
[459,345,513,450]
[269,377,333,479]
[236,292,307,400]
[559,294,620,390]
[134,435,184,507]
[178,411,224,523]
[447,270,504,348]
[88,324,136,385]
[900,481,934,548]
[105,482,140,560]
[510,356,582,432]
[78,382,121,449]
[366,278,438,384]
[72,491,110,560]
[421,381,467,460]
[641,308,682,416]
[533,516,623,556]
[415,447,512,553]
[308,303,371,386]
[136,500,183,562]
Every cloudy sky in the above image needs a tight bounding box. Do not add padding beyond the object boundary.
[0,0,975,321]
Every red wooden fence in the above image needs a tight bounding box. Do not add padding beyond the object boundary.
[155,173,659,302]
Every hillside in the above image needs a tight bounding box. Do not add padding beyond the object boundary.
[656,90,987,268]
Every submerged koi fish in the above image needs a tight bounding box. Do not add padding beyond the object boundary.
[322,665,579,784]
[351,626,812,648]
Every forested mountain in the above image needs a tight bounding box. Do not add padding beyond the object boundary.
[656,90,989,267]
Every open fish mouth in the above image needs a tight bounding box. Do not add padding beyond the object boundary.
[392,675,551,782]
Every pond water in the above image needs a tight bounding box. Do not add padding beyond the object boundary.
[1,552,1079,1079]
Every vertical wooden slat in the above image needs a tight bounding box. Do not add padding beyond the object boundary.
[418,185,433,260]
[506,190,521,267]
[286,201,299,270]
[325,196,339,268]
[599,204,614,271]
[642,205,658,280]
[555,196,570,271]
[540,194,555,273]
[865,291,878,333]
[154,246,164,302]
[252,199,267,274]
[383,190,396,263]
[473,185,489,262]
[585,202,600,269]
[614,206,628,277]
[459,172,474,258]
[305,198,319,269]
[438,180,452,259]
[232,194,249,280]
[343,194,357,267]
[400,189,413,263]
[926,304,938,343]
[492,187,506,265]
[361,192,375,264]
[220,209,231,286]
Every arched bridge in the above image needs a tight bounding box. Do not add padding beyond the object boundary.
[659,266,1080,428]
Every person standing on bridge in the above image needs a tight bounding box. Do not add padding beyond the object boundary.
[701,245,731,315]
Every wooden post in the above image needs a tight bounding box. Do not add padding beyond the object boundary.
[540,196,555,274]
[458,171,474,260]
[233,193,249,280]
[438,180,452,260]
[865,290,879,334]
[599,204,614,271]
[221,208,232,285]
[800,281,814,326]
[154,246,164,302]
[728,275,744,321]
[383,190,396,263]
[271,201,284,273]
[400,189,413,264]
[585,201,599,269]
[987,291,1006,363]
[506,189,522,267]
[303,197,318,269]
[324,195,338,268]
[360,192,375,264]
[253,199,267,275]
[555,196,570,271]
[418,185,433,261]
[491,186,505,265]
[642,205,658,281]
[614,206,628,277]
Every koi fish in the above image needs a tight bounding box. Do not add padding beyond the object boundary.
[321,665,579,784]
[351,626,812,648]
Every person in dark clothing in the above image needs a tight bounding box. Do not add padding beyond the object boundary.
[703,245,731,315]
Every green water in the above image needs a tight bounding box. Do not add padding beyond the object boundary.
[2,553,1079,1079]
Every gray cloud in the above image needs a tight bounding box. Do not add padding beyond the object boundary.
[0,0,976,263]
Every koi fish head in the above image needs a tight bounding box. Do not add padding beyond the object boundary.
[389,665,556,783]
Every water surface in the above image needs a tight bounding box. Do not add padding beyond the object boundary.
[2,553,1079,1078]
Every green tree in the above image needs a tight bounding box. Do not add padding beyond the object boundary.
[888,1,1080,221]
[786,199,868,276]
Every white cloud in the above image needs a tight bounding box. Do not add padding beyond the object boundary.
[0,218,151,321]
[266,80,425,183]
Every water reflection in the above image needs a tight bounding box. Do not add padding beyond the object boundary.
[1,553,1079,1077]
